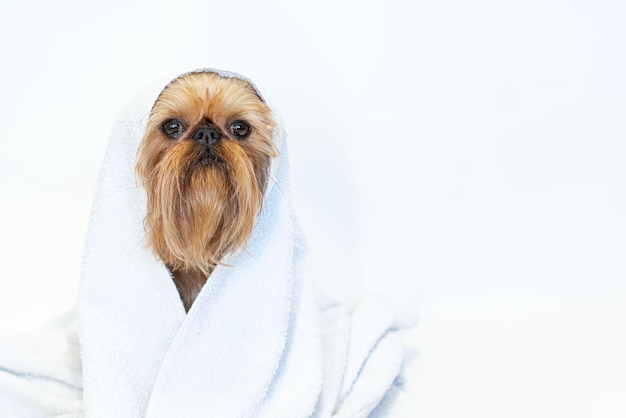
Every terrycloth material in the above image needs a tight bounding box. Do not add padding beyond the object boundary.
[0,313,83,417]
[0,69,417,417]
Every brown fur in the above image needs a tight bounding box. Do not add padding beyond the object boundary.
[136,72,277,311]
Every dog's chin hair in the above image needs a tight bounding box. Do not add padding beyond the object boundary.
[136,72,277,286]
[145,140,263,276]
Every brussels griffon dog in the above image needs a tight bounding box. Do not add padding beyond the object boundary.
[136,72,277,311]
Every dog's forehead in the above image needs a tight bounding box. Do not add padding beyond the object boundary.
[167,69,266,102]
[154,73,264,120]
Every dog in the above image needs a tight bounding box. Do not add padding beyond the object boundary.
[136,72,278,311]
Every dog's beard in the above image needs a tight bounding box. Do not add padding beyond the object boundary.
[143,139,267,276]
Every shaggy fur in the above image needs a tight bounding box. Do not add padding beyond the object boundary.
[136,72,277,310]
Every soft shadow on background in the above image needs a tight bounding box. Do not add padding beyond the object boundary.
[1,1,625,417]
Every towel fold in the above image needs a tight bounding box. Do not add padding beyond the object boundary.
[0,69,418,417]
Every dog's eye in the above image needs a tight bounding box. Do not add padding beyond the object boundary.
[161,119,185,138]
[229,120,250,139]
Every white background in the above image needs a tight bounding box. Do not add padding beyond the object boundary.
[0,1,625,417]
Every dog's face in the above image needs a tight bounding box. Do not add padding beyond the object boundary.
[136,72,277,276]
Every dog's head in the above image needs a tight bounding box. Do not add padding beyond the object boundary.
[136,72,277,275]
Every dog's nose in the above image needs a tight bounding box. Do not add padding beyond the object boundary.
[192,126,222,146]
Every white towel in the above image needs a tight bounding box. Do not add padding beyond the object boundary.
[0,69,418,417]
